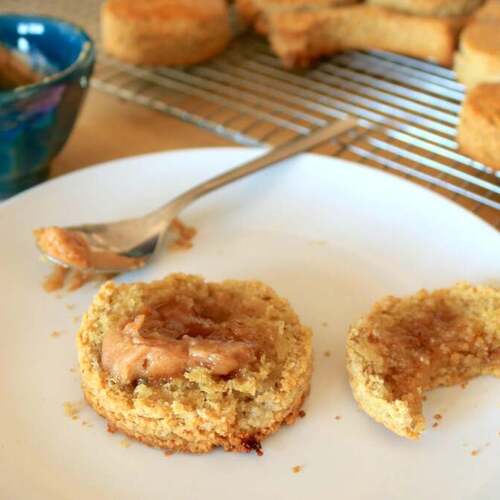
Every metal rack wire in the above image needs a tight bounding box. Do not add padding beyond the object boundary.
[5,0,499,227]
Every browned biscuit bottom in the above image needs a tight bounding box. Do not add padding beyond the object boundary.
[83,383,310,454]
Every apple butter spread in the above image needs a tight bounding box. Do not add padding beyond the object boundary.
[169,218,197,250]
[101,308,257,384]
[35,218,196,273]
[34,226,145,271]
[35,226,91,269]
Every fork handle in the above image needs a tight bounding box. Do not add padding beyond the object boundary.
[157,118,357,217]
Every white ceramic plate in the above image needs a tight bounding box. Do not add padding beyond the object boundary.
[1,148,498,500]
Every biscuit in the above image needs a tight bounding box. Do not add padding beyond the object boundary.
[78,274,313,453]
[346,283,500,439]
[458,83,500,170]
[235,0,261,26]
[101,0,231,66]
[236,0,360,34]
[366,0,483,17]
[472,0,500,20]
[454,21,500,88]
[268,5,463,68]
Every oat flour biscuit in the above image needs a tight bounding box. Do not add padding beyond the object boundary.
[367,0,483,17]
[268,5,463,67]
[454,21,500,88]
[346,283,500,439]
[101,0,231,66]
[78,274,313,453]
[458,83,500,169]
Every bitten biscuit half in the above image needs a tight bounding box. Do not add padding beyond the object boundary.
[78,274,313,454]
[101,0,231,66]
[346,283,500,439]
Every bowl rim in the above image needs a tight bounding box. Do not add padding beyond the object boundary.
[0,13,95,98]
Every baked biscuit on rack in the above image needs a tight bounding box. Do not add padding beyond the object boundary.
[472,0,500,21]
[101,0,231,66]
[454,20,500,88]
[366,0,484,17]
[236,0,360,34]
[268,5,463,67]
[458,83,500,170]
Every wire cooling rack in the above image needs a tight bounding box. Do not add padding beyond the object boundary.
[5,0,500,227]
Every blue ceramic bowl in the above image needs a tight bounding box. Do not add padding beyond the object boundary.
[0,14,95,199]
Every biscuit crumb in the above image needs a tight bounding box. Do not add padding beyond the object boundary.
[107,423,117,434]
[120,439,131,448]
[65,303,75,310]
[50,330,61,338]
[164,450,174,458]
[431,413,442,428]
[461,382,468,389]
[81,420,93,428]
[323,350,331,357]
[298,410,306,418]
[43,264,116,295]
[292,465,303,474]
[321,321,328,327]
[169,218,197,251]
[471,449,479,457]
[335,415,342,420]
[73,315,82,324]
[63,401,83,420]
[70,367,77,373]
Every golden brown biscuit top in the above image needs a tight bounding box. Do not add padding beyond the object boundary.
[409,0,473,6]
[473,0,500,21]
[461,22,500,53]
[104,0,227,22]
[466,84,500,125]
[255,0,355,6]
[368,0,483,15]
